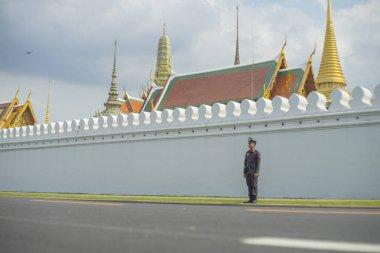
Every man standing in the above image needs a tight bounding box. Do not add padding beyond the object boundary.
[243,137,261,203]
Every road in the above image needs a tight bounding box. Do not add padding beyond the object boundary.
[1,197,380,253]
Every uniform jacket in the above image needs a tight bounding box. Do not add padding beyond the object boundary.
[244,149,261,174]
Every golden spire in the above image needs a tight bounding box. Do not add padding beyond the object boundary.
[112,40,117,85]
[154,24,172,87]
[234,4,240,65]
[45,81,51,124]
[100,40,121,116]
[316,0,346,102]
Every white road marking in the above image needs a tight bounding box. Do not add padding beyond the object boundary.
[246,208,380,215]
[241,237,380,252]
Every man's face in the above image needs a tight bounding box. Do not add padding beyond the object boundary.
[248,142,255,149]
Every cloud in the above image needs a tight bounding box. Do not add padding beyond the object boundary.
[0,0,379,122]
[0,71,105,122]
[334,0,380,87]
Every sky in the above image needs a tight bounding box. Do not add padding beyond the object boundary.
[0,0,379,122]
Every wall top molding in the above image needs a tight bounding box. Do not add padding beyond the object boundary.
[1,86,380,150]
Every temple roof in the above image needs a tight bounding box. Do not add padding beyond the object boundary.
[120,96,144,114]
[155,60,278,110]
[0,96,37,129]
[141,87,163,112]
[270,68,304,99]
[0,102,12,119]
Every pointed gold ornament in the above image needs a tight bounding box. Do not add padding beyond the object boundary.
[316,0,347,102]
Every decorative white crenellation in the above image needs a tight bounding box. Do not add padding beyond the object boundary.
[240,99,257,119]
[185,106,199,122]
[1,85,380,150]
[288,94,307,115]
[98,116,108,130]
[79,118,90,131]
[12,127,19,138]
[117,114,128,128]
[19,126,26,137]
[26,125,34,137]
[226,101,241,120]
[173,108,186,124]
[127,113,140,128]
[107,116,118,129]
[198,104,212,122]
[352,86,373,109]
[272,96,290,116]
[256,97,273,118]
[139,112,151,127]
[212,103,227,120]
[329,89,351,111]
[55,122,64,134]
[150,110,162,126]
[307,91,327,113]
[89,117,99,131]
[162,109,173,125]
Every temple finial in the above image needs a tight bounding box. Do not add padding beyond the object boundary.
[163,23,166,35]
[234,4,240,65]
[112,40,117,83]
[45,81,51,124]
[27,89,32,101]
[316,0,347,102]
[281,33,287,55]
[309,41,317,63]
[14,86,20,99]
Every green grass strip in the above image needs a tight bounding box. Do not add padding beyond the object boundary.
[1,192,379,207]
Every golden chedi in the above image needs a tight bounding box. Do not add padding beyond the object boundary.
[316,0,347,103]
[154,25,172,87]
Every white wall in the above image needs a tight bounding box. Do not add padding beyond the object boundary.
[1,86,380,199]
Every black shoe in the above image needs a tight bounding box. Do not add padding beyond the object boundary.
[252,199,257,204]
[244,200,253,203]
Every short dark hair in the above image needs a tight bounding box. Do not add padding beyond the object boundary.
[248,137,257,144]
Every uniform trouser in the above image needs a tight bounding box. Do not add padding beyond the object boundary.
[245,170,259,200]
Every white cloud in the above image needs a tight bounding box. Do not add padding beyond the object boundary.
[0,71,105,122]
[0,0,379,122]
[334,0,380,88]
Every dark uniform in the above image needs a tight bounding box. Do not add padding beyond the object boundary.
[244,139,261,203]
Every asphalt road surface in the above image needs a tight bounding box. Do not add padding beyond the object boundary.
[1,197,380,253]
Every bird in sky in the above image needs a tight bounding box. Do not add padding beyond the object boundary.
[25,50,34,55]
